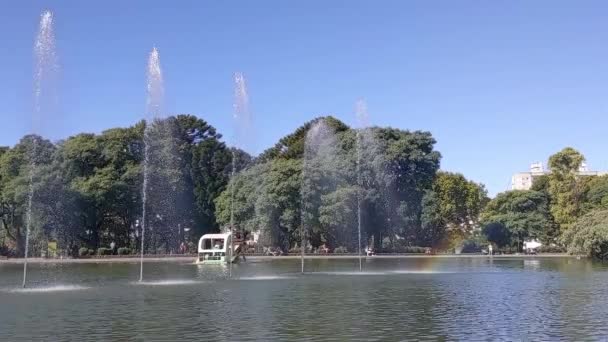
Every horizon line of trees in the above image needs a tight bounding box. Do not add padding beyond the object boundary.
[0,115,488,257]
[1,115,606,259]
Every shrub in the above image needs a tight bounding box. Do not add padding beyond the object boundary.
[187,242,196,254]
[288,246,301,254]
[0,245,8,256]
[78,247,89,257]
[538,245,566,253]
[156,247,167,255]
[97,248,111,256]
[88,249,95,256]
[378,238,428,254]
[381,237,393,250]
[333,246,348,254]
[117,247,131,255]
[403,246,426,254]
[460,239,483,253]
[288,244,312,254]
[377,244,427,253]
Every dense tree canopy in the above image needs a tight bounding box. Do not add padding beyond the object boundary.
[421,172,488,248]
[0,135,55,255]
[5,116,608,259]
[582,175,608,213]
[562,209,608,260]
[217,117,452,252]
[0,114,495,257]
[481,190,554,250]
[0,115,238,257]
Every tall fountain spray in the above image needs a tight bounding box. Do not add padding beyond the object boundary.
[229,72,250,278]
[301,119,338,273]
[23,10,57,288]
[140,47,164,282]
[355,99,369,272]
[233,72,252,149]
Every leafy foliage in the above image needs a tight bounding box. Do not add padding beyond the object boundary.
[582,175,608,212]
[562,209,608,259]
[489,148,608,257]
[1,114,500,256]
[547,147,586,232]
[481,190,555,250]
[421,172,488,248]
[217,117,446,252]
[0,116,239,257]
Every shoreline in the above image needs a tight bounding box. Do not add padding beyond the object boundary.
[0,253,581,264]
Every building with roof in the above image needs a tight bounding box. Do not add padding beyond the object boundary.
[511,162,607,190]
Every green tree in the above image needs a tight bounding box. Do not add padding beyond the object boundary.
[319,186,358,250]
[216,159,302,251]
[256,159,302,250]
[0,135,55,256]
[185,113,251,238]
[482,222,511,248]
[53,123,149,252]
[530,174,550,194]
[216,118,442,252]
[258,116,350,162]
[481,190,555,251]
[582,175,608,212]
[562,208,608,259]
[421,172,488,248]
[547,147,585,232]
[1,115,450,256]
[374,128,441,247]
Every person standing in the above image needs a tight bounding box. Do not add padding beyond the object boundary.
[110,241,116,255]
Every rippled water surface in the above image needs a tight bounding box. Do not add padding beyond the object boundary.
[1,257,607,341]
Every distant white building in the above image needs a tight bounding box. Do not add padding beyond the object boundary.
[511,162,607,190]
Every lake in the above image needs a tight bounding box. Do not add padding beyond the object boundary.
[1,257,607,341]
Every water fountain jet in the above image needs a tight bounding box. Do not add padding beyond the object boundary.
[140,47,164,282]
[355,98,369,272]
[23,10,57,288]
[301,119,339,273]
[229,72,250,278]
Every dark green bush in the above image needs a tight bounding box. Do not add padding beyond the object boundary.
[403,246,426,254]
[288,244,312,254]
[78,247,89,257]
[117,247,131,255]
[333,246,348,254]
[0,244,11,257]
[538,245,567,253]
[288,246,301,254]
[460,239,483,253]
[379,238,427,253]
[88,249,95,256]
[378,244,427,253]
[97,247,111,256]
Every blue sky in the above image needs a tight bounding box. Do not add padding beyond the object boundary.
[1,1,608,196]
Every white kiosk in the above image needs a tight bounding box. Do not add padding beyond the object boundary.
[197,233,244,264]
[523,239,542,254]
